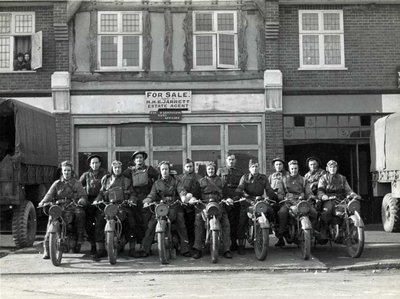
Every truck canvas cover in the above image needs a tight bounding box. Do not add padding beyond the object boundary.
[370,113,400,172]
[0,99,58,166]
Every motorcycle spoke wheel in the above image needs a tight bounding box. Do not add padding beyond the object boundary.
[346,219,364,258]
[254,224,269,261]
[106,231,117,265]
[299,229,311,260]
[158,231,169,265]
[211,230,219,264]
[49,231,63,266]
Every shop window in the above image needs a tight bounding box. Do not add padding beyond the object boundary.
[0,12,42,72]
[78,128,108,148]
[115,124,145,146]
[78,152,108,176]
[299,10,345,70]
[153,124,182,146]
[116,151,135,171]
[193,11,238,70]
[191,125,220,145]
[360,115,371,127]
[228,124,257,145]
[153,151,183,174]
[98,11,142,70]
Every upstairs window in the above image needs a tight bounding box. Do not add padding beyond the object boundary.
[299,10,345,70]
[0,12,42,72]
[193,11,238,70]
[97,11,143,70]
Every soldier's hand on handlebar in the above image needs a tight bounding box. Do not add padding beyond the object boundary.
[77,198,87,206]
[321,195,329,201]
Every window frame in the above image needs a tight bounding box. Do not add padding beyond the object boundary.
[97,11,143,71]
[298,10,346,70]
[192,10,238,70]
[0,12,36,72]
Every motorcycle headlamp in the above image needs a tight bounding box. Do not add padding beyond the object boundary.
[297,200,310,214]
[155,203,169,217]
[104,203,119,218]
[49,205,63,219]
[254,201,268,214]
[347,199,361,214]
[206,202,221,217]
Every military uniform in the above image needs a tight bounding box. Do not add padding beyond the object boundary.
[141,176,190,256]
[79,167,108,250]
[216,165,243,250]
[304,168,325,199]
[268,170,287,201]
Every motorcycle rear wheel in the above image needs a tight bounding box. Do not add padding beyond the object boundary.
[158,231,170,265]
[49,231,63,266]
[106,231,117,265]
[299,229,311,260]
[346,218,364,258]
[254,224,269,261]
[211,230,219,264]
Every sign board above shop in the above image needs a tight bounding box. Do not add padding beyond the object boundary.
[149,110,182,121]
[145,91,192,113]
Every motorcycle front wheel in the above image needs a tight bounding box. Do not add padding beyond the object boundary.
[106,231,117,265]
[49,231,63,266]
[345,218,364,258]
[254,224,269,261]
[211,230,219,264]
[157,231,170,265]
[299,229,311,260]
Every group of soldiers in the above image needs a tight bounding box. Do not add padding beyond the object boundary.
[39,151,361,261]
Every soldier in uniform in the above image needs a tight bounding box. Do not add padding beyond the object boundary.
[177,158,202,246]
[235,160,277,255]
[39,161,88,258]
[216,153,243,251]
[268,157,287,201]
[123,151,158,252]
[192,162,232,259]
[92,160,137,260]
[304,156,325,199]
[79,154,108,255]
[317,160,361,238]
[140,161,191,257]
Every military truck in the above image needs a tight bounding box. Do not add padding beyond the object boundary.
[0,99,58,247]
[370,112,400,232]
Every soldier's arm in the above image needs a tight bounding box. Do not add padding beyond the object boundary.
[144,181,158,204]
[40,181,58,204]
[79,172,87,186]
[263,177,278,201]
[176,175,187,197]
[317,176,328,200]
[234,175,246,199]
[343,176,358,197]
[147,166,159,181]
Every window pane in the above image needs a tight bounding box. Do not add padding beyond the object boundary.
[0,37,10,68]
[218,34,235,65]
[232,150,258,172]
[115,124,145,146]
[228,125,258,145]
[302,13,318,31]
[153,125,182,146]
[191,125,220,145]
[324,13,340,31]
[15,14,33,33]
[195,13,213,31]
[0,14,11,33]
[122,13,140,32]
[78,128,108,147]
[196,35,213,66]
[192,150,220,176]
[153,151,182,174]
[78,152,108,176]
[324,35,341,65]
[100,36,118,67]
[116,152,135,172]
[217,13,234,31]
[100,14,118,32]
[302,35,319,65]
[123,36,140,67]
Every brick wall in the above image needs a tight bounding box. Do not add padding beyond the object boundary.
[55,113,72,163]
[279,4,400,90]
[265,0,280,70]
[265,111,284,174]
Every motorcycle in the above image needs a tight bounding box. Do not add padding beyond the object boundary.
[280,196,313,260]
[144,198,178,265]
[242,196,275,261]
[92,199,135,265]
[317,195,364,258]
[40,199,81,266]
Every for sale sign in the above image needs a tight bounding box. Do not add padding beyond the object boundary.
[145,91,192,112]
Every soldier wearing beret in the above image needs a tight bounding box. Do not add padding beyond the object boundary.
[79,154,109,255]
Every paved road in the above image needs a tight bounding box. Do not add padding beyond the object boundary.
[1,270,400,299]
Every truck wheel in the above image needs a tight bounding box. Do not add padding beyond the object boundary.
[12,200,37,248]
[382,193,400,232]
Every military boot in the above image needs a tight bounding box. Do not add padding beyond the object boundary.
[238,239,245,255]
[128,241,137,257]
[42,241,50,259]
[93,242,107,261]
